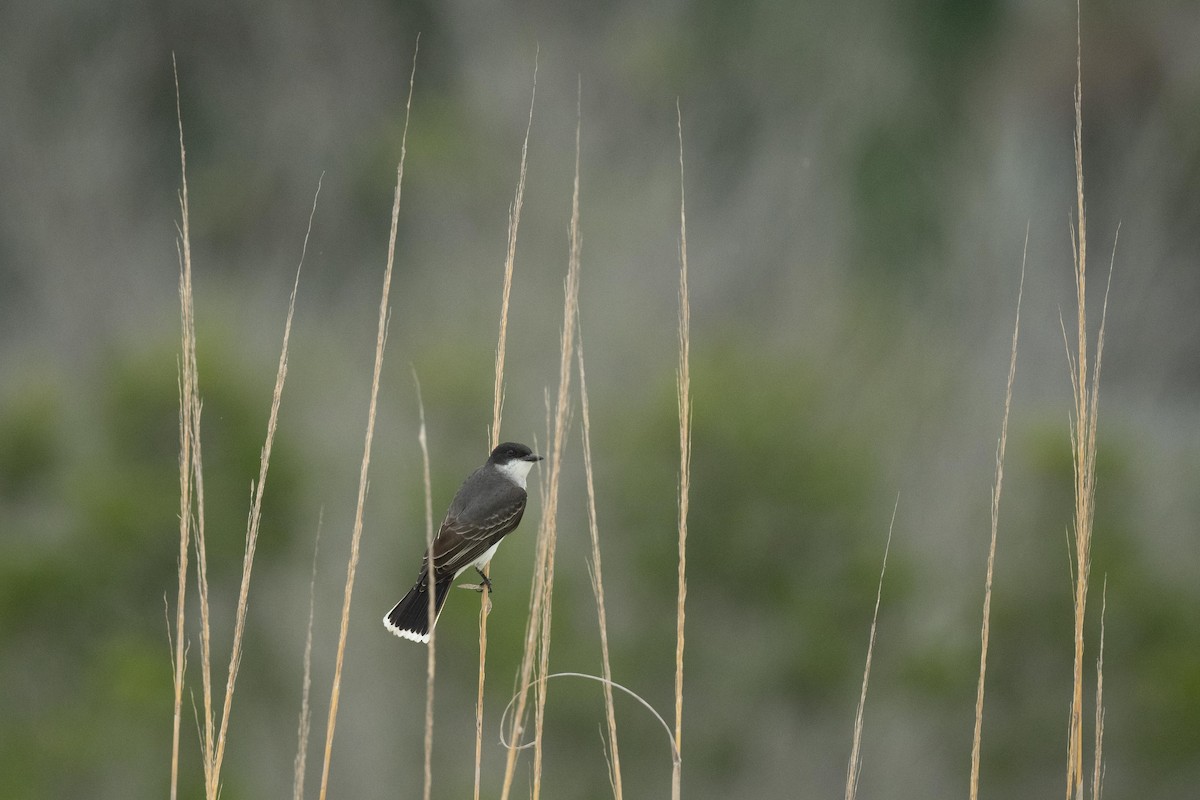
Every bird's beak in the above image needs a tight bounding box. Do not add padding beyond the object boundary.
[524,454,544,462]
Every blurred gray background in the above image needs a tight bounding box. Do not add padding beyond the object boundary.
[2,0,1198,797]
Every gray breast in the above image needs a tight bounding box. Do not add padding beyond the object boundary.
[449,465,527,524]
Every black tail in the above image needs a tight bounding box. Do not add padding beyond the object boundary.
[383,575,454,642]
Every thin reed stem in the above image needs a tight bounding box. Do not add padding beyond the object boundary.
[500,80,581,800]
[1064,6,1089,795]
[844,499,898,800]
[191,390,213,788]
[671,99,692,800]
[969,230,1026,800]
[1064,6,1113,797]
[1092,579,1107,800]
[531,79,584,800]
[317,41,417,800]
[169,53,195,800]
[490,46,538,450]
[293,511,323,800]
[499,432,553,800]
[413,371,436,800]
[208,179,312,798]
[577,333,623,799]
[477,48,538,800]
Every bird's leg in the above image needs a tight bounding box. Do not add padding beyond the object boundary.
[475,567,493,594]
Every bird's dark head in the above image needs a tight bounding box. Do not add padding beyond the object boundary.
[489,441,543,465]
[489,442,542,488]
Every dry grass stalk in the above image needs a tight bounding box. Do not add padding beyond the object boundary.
[530,83,585,800]
[500,84,582,800]
[499,429,554,800]
[170,59,315,798]
[969,232,1027,800]
[1063,5,1113,798]
[671,100,692,800]
[476,49,538,800]
[532,402,553,775]
[191,385,213,787]
[207,180,311,798]
[577,334,623,799]
[1092,579,1107,800]
[490,46,538,449]
[293,511,323,800]
[473,554,491,800]
[413,371,437,800]
[169,53,196,800]
[843,500,897,800]
[1064,18,1089,800]
[317,41,418,800]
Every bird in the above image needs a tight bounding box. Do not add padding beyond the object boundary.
[384,441,543,643]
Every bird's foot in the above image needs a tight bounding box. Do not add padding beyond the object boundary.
[458,569,494,594]
[475,567,493,594]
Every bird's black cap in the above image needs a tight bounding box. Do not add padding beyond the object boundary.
[489,442,542,463]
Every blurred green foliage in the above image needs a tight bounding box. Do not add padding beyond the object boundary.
[0,342,304,799]
[3,324,1198,798]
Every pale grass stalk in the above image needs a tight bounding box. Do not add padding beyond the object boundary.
[499,434,554,800]
[317,41,417,800]
[293,511,323,800]
[207,182,312,798]
[477,48,538,800]
[532,465,555,800]
[194,174,318,790]
[413,371,436,800]
[500,86,582,800]
[1063,5,1113,797]
[577,333,623,799]
[473,558,491,800]
[530,84,584,800]
[169,54,196,800]
[844,499,897,800]
[489,45,538,449]
[191,396,213,788]
[969,231,1026,800]
[182,178,211,780]
[1092,579,1107,800]
[182,176,213,789]
[164,603,187,797]
[672,99,692,800]
[1064,6,1088,793]
[187,239,212,789]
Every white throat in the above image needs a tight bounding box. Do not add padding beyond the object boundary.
[495,458,535,489]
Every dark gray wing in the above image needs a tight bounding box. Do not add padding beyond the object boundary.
[427,499,526,578]
[423,466,528,579]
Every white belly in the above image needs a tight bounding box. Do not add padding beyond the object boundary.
[457,541,501,578]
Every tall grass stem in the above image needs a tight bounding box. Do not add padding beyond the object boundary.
[671,99,692,800]
[317,40,417,800]
[843,499,898,800]
[477,48,538,800]
[577,333,623,799]
[969,230,1026,800]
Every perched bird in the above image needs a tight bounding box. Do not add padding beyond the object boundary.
[384,441,543,643]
